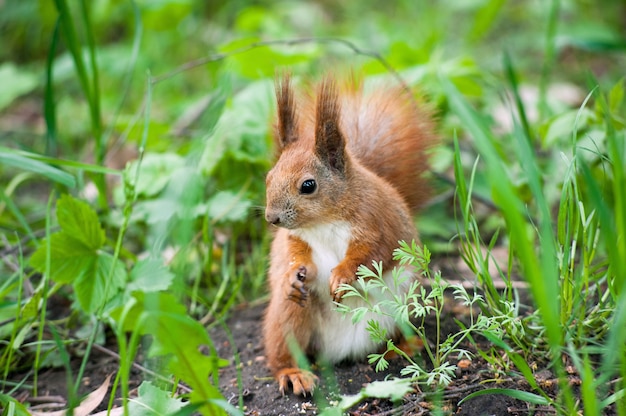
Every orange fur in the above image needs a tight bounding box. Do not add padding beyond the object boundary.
[263,74,437,395]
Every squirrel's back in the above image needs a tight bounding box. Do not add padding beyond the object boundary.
[299,80,436,212]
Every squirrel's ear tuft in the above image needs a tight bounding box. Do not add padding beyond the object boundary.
[315,77,347,174]
[275,73,298,149]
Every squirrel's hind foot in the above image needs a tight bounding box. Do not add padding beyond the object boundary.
[277,367,318,396]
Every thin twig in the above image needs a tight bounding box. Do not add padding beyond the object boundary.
[150,37,410,93]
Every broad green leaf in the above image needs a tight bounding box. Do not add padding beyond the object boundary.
[0,63,38,110]
[30,232,96,284]
[338,378,413,410]
[110,291,188,332]
[30,195,126,313]
[132,166,204,224]
[56,194,105,249]
[199,79,273,176]
[132,198,179,224]
[204,191,252,223]
[128,381,186,416]
[111,292,228,412]
[74,252,127,313]
[128,258,175,292]
[127,153,186,197]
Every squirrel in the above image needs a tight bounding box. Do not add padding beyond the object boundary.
[262,74,436,395]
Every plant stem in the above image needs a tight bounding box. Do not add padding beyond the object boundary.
[33,194,55,397]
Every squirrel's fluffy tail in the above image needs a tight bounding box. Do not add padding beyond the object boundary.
[334,80,437,212]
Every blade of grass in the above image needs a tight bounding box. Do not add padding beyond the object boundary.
[459,388,551,406]
[32,193,55,397]
[597,89,626,295]
[580,352,600,415]
[53,0,108,211]
[443,75,578,412]
[78,0,103,165]
[507,55,581,410]
[102,0,142,147]
[1,245,24,383]
[538,0,561,120]
[73,72,153,397]
[49,326,79,411]
[0,147,120,176]
[502,52,532,142]
[442,77,561,346]
[0,151,76,188]
[482,331,552,402]
[44,19,60,157]
[0,182,36,241]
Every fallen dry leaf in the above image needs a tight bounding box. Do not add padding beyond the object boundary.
[30,374,112,416]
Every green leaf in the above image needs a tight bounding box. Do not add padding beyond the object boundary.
[199,79,273,176]
[338,378,413,410]
[56,194,105,249]
[30,232,96,284]
[220,38,313,79]
[29,195,126,313]
[459,388,551,406]
[74,252,126,313]
[128,258,175,292]
[111,291,187,332]
[19,290,42,323]
[468,0,505,41]
[128,381,186,416]
[0,393,31,416]
[0,63,38,110]
[111,292,228,409]
[127,153,186,197]
[205,191,252,223]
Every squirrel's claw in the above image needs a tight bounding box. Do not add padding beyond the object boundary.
[277,368,318,396]
[329,268,354,303]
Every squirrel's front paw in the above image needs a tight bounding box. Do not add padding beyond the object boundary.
[276,367,318,396]
[329,265,356,302]
[287,266,308,307]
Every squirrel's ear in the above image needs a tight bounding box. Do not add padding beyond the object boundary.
[315,78,347,173]
[275,73,298,149]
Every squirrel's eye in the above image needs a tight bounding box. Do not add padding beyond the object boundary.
[300,179,317,195]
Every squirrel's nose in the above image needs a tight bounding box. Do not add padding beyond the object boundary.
[265,211,281,225]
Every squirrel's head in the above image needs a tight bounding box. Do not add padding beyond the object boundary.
[265,75,350,230]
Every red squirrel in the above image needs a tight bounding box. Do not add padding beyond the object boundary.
[263,74,436,395]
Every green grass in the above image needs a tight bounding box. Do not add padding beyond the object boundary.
[1,0,625,414]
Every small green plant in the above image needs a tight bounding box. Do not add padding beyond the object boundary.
[337,241,496,387]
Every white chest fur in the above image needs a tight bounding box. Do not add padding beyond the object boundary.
[291,221,409,363]
[292,221,351,286]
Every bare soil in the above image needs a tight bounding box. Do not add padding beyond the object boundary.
[10,277,613,416]
[207,302,553,416]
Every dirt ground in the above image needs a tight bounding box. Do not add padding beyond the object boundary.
[208,302,546,416]
[10,264,615,416]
